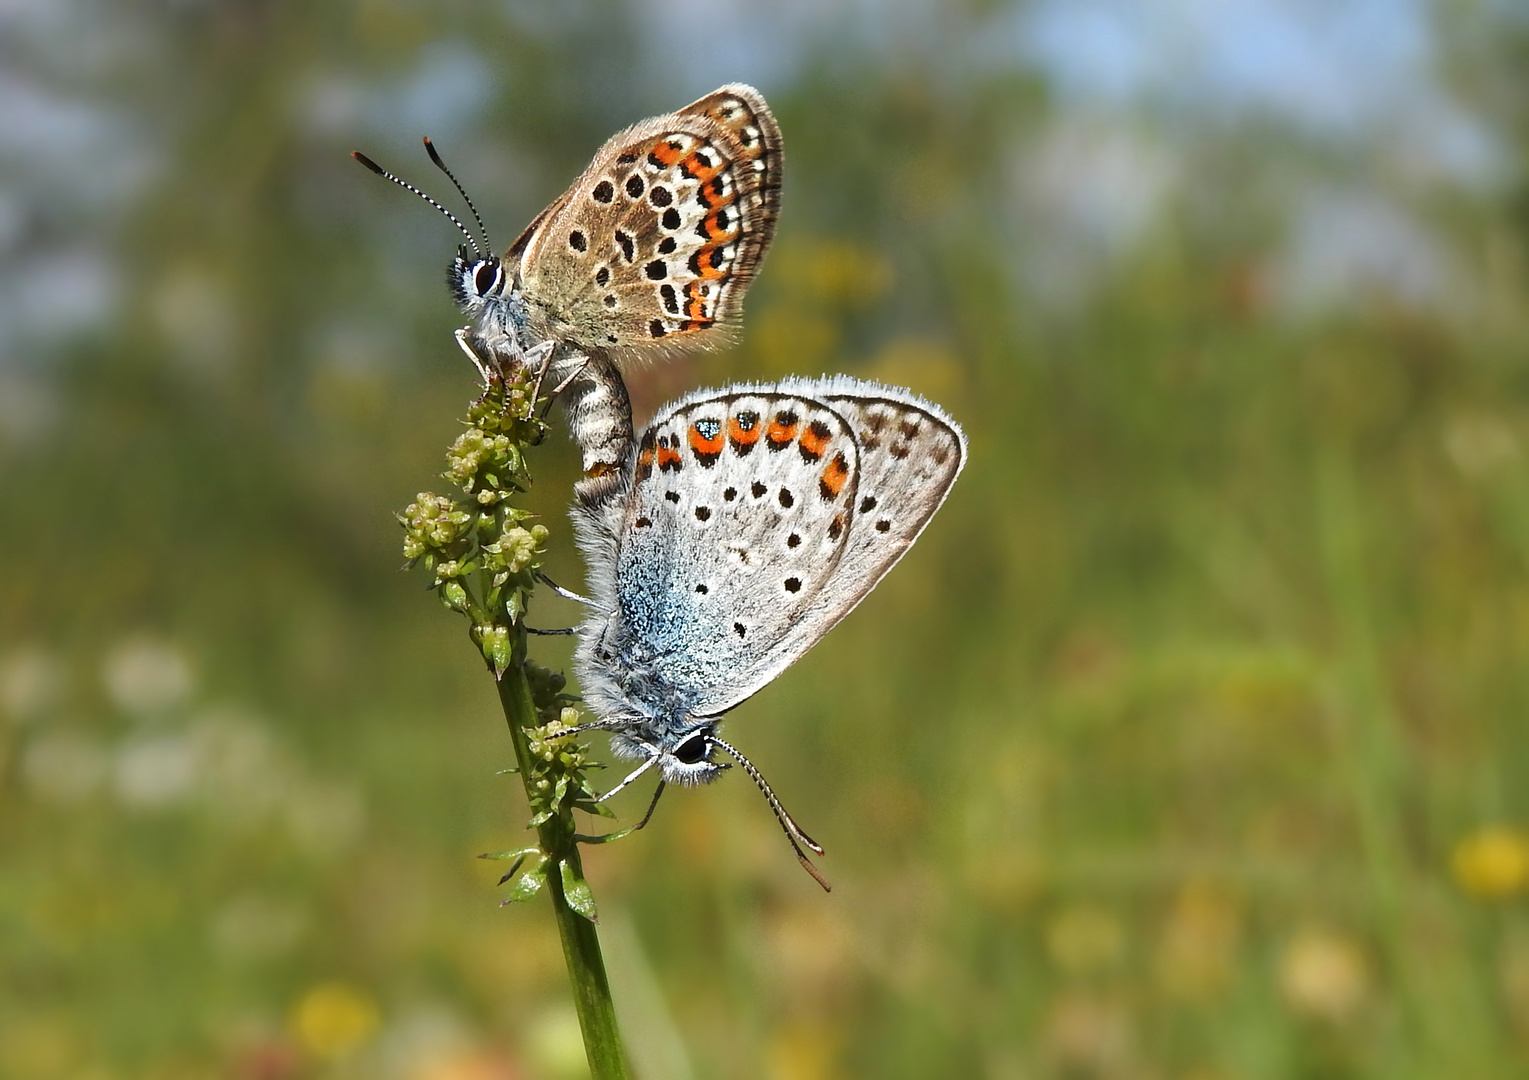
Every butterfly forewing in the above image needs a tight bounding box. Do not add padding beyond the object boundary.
[515,85,782,361]
[609,390,861,711]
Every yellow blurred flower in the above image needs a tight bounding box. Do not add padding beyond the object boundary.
[1277,927,1369,1023]
[290,980,379,1059]
[1154,884,1242,1002]
[769,1020,839,1080]
[0,1016,76,1078]
[1041,992,1135,1074]
[1046,903,1125,975]
[523,1007,586,1080]
[410,1050,520,1080]
[1452,827,1529,900]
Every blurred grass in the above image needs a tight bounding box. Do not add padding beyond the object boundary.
[4,2,1529,1078]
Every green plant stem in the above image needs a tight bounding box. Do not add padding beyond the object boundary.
[495,641,630,1080]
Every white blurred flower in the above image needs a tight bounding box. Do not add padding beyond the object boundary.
[1042,992,1135,1074]
[285,780,367,856]
[21,730,107,802]
[113,732,196,808]
[152,265,237,378]
[1277,926,1370,1022]
[1443,413,1520,480]
[211,894,308,961]
[0,645,63,724]
[101,636,192,717]
[187,707,290,820]
[0,371,61,445]
[374,1003,474,1079]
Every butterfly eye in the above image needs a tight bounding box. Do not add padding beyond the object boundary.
[674,734,709,765]
[473,261,500,296]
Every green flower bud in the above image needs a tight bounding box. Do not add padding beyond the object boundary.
[488,525,544,576]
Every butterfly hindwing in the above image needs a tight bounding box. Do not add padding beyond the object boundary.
[599,389,860,712]
[574,377,966,726]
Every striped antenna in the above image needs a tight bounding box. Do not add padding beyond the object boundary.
[423,137,492,255]
[351,149,481,257]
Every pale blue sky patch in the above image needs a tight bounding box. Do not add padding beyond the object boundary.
[366,40,498,142]
[1274,185,1462,316]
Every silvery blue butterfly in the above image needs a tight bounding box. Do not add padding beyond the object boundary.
[353,85,783,504]
[565,376,967,889]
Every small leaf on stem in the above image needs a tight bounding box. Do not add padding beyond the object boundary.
[560,859,599,922]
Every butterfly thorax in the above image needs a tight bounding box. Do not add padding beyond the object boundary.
[575,613,729,785]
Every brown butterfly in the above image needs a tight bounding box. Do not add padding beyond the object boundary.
[354,85,783,503]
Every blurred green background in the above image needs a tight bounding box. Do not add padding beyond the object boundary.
[5,1,1529,1077]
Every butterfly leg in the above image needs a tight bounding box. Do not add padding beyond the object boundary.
[535,571,593,606]
[632,780,667,831]
[596,752,659,802]
[454,328,496,385]
[525,626,576,635]
[538,350,592,419]
[524,339,557,405]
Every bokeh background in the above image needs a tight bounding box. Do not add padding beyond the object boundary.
[5,1,1529,1077]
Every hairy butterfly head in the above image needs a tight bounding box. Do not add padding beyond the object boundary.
[448,246,505,314]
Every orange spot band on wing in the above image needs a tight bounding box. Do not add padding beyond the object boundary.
[656,446,683,471]
[700,209,736,241]
[680,151,722,185]
[648,139,685,166]
[683,282,711,321]
[728,413,761,445]
[695,172,732,209]
[799,421,832,461]
[692,245,730,280]
[688,423,724,457]
[767,415,799,446]
[820,453,850,498]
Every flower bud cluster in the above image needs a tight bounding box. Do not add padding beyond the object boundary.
[396,375,550,663]
[400,493,470,561]
[523,662,605,825]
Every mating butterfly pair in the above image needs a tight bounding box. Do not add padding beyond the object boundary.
[357,85,966,889]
